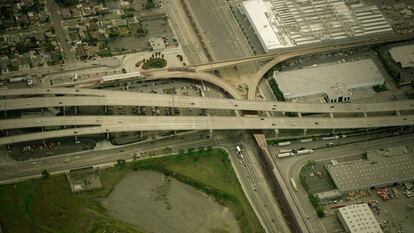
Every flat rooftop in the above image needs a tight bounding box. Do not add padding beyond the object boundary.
[326,153,414,192]
[274,59,384,99]
[389,44,414,69]
[338,204,383,233]
[243,0,392,52]
[242,0,292,51]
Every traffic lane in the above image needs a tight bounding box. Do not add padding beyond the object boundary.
[3,133,216,181]
[226,133,291,233]
[2,115,414,131]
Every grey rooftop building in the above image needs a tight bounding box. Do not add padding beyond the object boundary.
[326,152,414,192]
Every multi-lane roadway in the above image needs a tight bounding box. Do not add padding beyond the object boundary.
[2,88,414,114]
[1,115,414,145]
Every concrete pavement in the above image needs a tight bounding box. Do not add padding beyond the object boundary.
[1,115,413,145]
[2,88,414,114]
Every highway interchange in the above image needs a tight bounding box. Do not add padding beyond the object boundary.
[1,19,414,233]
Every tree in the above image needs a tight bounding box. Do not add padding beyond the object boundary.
[116,159,126,168]
[144,0,155,9]
[136,23,148,37]
[316,206,326,217]
[41,169,49,179]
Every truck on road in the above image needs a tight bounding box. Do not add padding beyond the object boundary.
[278,152,294,158]
[278,141,291,147]
[290,178,298,192]
[236,146,241,153]
[296,149,314,155]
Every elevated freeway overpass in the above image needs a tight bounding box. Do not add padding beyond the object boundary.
[0,115,413,145]
[1,88,414,114]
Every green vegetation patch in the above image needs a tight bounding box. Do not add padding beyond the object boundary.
[118,25,130,37]
[373,84,388,92]
[0,175,141,233]
[0,149,263,233]
[132,148,264,233]
[267,78,285,101]
[299,161,326,218]
[374,47,401,84]
[142,57,167,70]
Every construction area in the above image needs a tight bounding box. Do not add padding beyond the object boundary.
[242,0,393,52]
[66,167,103,193]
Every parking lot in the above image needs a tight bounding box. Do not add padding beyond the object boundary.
[300,161,337,194]
[108,18,176,53]
[104,79,232,144]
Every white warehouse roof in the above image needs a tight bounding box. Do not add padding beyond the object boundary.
[389,44,414,69]
[338,204,383,233]
[242,0,292,52]
[273,59,384,99]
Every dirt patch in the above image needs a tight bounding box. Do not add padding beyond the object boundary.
[102,171,240,233]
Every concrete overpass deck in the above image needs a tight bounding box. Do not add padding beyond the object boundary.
[1,89,414,114]
[0,115,413,145]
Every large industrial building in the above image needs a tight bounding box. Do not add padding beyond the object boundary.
[242,0,393,52]
[388,43,414,82]
[326,149,414,192]
[273,59,384,101]
[338,204,383,233]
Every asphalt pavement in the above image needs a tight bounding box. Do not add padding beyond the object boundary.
[45,0,76,63]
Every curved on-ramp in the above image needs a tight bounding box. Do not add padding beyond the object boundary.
[147,71,242,99]
[247,34,414,100]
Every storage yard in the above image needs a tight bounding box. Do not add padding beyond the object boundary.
[299,145,414,233]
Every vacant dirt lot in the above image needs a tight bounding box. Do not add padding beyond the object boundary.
[102,171,240,233]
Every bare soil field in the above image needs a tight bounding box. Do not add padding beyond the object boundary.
[102,170,241,233]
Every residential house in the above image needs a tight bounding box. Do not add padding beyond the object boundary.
[61,8,72,20]
[19,53,31,69]
[0,55,10,73]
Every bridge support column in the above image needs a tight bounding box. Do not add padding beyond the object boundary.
[209,129,213,139]
[104,106,108,115]
[274,129,279,137]
[106,132,110,140]
[74,106,78,115]
[298,112,302,117]
[140,131,144,139]
[330,112,334,118]
[41,127,45,144]
[396,110,401,116]
[5,130,10,152]
[303,129,307,136]
[62,106,66,129]
[363,112,367,118]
